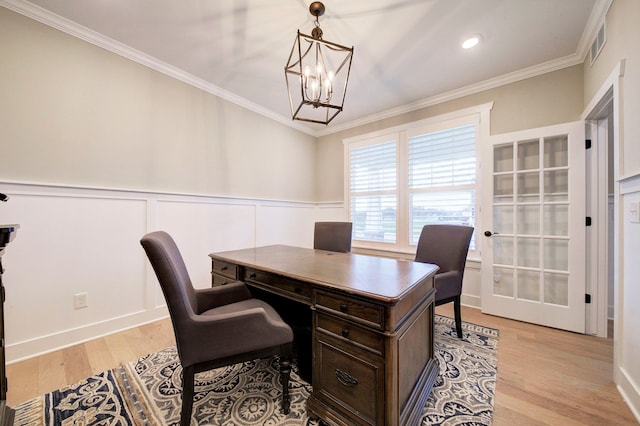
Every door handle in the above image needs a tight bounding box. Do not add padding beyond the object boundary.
[484,231,500,237]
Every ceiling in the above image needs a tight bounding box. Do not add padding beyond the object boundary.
[3,0,607,136]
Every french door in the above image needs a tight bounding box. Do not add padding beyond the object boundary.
[480,121,586,333]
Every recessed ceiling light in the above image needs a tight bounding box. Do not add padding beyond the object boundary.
[462,35,481,49]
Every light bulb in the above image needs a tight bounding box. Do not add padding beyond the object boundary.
[462,35,481,49]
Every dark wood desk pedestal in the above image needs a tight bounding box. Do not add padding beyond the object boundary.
[0,225,19,426]
[210,245,439,426]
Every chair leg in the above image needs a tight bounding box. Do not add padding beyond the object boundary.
[180,365,195,426]
[453,296,463,339]
[279,355,292,414]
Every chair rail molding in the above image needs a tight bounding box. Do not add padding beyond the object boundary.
[0,180,340,362]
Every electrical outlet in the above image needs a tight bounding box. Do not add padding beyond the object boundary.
[74,292,88,309]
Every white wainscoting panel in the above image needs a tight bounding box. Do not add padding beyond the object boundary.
[314,202,347,222]
[255,204,315,248]
[461,259,481,308]
[0,188,150,361]
[155,199,258,290]
[0,182,320,362]
[619,174,640,421]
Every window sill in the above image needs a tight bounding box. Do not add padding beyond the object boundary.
[352,246,481,268]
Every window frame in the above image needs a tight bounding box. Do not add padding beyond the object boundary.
[348,133,400,245]
[343,103,493,259]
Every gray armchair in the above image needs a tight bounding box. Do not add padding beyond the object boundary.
[414,224,474,338]
[140,231,294,426]
[313,221,353,252]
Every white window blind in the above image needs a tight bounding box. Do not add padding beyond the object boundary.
[408,124,476,246]
[350,140,397,243]
[344,105,489,255]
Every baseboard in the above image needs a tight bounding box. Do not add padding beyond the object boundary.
[618,366,640,423]
[6,307,169,364]
[461,294,481,309]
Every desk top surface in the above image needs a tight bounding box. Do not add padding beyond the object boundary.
[210,244,439,302]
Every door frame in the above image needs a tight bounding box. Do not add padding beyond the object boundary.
[585,107,611,338]
[582,60,624,343]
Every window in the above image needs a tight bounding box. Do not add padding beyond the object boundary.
[344,104,491,256]
[408,123,476,247]
[350,137,397,243]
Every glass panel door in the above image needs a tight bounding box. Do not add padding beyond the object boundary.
[481,122,585,333]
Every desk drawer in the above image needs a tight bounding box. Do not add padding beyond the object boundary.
[211,273,237,287]
[314,334,384,425]
[316,290,384,330]
[211,259,239,280]
[245,268,312,304]
[316,313,384,355]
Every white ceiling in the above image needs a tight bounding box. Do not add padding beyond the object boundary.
[3,0,607,136]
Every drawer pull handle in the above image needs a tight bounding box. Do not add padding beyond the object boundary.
[249,273,257,279]
[221,266,228,271]
[335,369,358,387]
[339,304,348,313]
[341,329,349,338]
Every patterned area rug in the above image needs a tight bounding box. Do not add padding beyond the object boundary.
[422,315,498,426]
[14,315,498,425]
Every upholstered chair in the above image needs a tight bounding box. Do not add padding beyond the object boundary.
[313,221,353,252]
[414,224,474,338]
[140,231,294,426]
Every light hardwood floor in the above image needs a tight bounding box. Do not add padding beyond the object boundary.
[5,306,638,425]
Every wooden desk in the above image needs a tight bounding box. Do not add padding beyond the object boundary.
[209,245,439,426]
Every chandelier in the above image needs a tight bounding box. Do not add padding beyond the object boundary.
[284,2,354,125]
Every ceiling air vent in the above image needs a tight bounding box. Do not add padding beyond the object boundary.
[590,22,606,66]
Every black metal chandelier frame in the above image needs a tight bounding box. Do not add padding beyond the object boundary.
[284,2,354,125]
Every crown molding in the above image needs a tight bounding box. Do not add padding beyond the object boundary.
[0,0,316,137]
[319,0,613,137]
[2,0,608,139]
[317,53,584,137]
